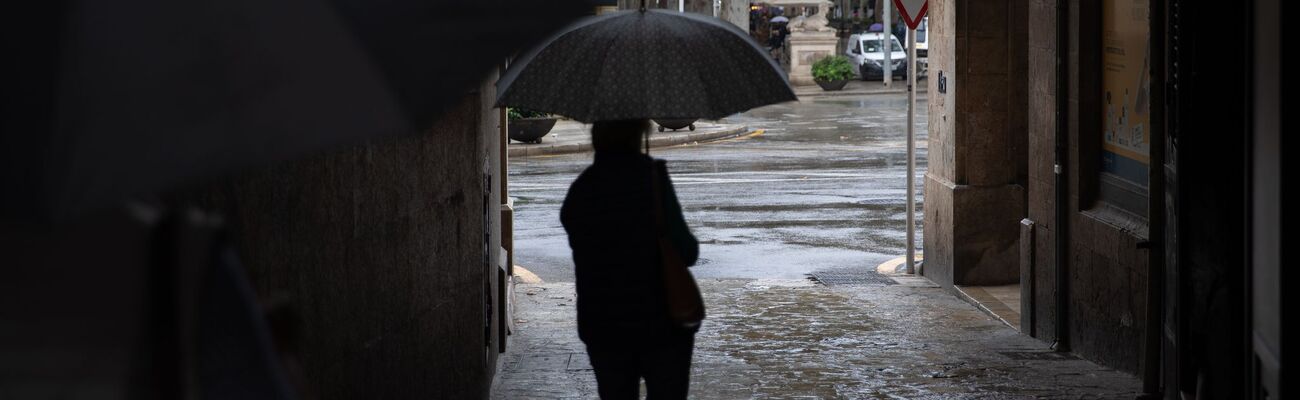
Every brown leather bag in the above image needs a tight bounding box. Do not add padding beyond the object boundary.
[650,160,705,330]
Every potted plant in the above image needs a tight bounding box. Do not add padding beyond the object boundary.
[811,55,854,91]
[507,108,558,144]
[653,118,697,132]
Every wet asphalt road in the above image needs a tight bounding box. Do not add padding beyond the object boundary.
[508,93,927,282]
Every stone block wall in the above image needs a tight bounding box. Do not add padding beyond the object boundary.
[923,0,1026,287]
[1025,0,1061,345]
[1065,213,1149,372]
[923,0,957,284]
[1023,0,1148,374]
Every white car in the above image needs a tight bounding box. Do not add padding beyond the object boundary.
[904,17,929,76]
[904,17,928,57]
[846,32,907,81]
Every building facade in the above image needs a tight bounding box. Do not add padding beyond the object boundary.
[923,0,1287,397]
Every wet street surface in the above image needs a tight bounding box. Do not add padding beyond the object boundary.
[497,94,1141,398]
[494,280,1141,399]
[510,94,928,282]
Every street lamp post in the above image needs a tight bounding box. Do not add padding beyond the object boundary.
[882,0,891,87]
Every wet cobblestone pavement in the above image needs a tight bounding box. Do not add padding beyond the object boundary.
[499,94,1141,398]
[492,277,1141,399]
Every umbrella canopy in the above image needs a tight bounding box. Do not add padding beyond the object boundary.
[770,15,790,23]
[1,0,591,223]
[496,9,797,123]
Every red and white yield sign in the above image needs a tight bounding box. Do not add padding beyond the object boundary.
[892,0,928,30]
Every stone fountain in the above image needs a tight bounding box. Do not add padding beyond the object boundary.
[770,0,838,86]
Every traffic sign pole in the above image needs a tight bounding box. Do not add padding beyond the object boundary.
[905,25,917,274]
[892,0,926,274]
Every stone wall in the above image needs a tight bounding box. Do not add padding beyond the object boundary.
[922,0,956,284]
[194,77,504,398]
[720,0,751,31]
[1024,0,1060,343]
[1023,0,1148,374]
[927,0,1150,374]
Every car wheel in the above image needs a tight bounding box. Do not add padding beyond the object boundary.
[860,65,870,81]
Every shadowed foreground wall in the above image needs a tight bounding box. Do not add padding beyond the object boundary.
[196,80,503,398]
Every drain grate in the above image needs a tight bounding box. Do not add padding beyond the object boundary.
[998,351,1078,361]
[807,269,897,286]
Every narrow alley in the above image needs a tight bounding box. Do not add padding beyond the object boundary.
[495,94,1141,398]
[4,0,1284,398]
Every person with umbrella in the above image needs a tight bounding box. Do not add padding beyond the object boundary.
[558,119,700,399]
[768,16,791,51]
[496,4,796,398]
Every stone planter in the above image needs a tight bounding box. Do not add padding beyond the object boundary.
[654,118,697,132]
[508,118,558,144]
[815,79,850,91]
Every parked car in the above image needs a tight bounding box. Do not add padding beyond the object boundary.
[904,17,928,58]
[845,32,907,81]
[904,17,929,76]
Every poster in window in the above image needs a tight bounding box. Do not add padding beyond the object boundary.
[1101,0,1150,188]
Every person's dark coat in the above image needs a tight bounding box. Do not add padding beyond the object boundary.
[560,152,698,345]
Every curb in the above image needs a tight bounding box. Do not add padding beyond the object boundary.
[796,87,908,98]
[508,125,754,158]
[794,77,929,98]
[875,254,924,274]
[790,85,904,97]
[951,285,1021,331]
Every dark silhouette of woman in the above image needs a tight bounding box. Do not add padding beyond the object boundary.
[560,119,700,399]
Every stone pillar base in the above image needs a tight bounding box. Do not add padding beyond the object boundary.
[923,173,1024,287]
[786,30,840,86]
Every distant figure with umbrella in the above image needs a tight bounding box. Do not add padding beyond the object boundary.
[768,16,790,52]
[497,3,795,398]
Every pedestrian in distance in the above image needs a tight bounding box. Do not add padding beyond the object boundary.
[560,119,701,400]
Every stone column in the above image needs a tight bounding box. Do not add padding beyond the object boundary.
[720,0,751,31]
[684,0,711,14]
[923,0,1028,287]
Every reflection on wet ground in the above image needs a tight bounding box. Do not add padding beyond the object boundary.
[494,279,1142,399]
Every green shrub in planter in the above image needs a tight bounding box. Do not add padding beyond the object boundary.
[811,55,855,82]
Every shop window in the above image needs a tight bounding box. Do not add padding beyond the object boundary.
[1097,0,1151,219]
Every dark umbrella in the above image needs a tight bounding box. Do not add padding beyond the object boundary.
[495,8,797,123]
[1,0,592,223]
